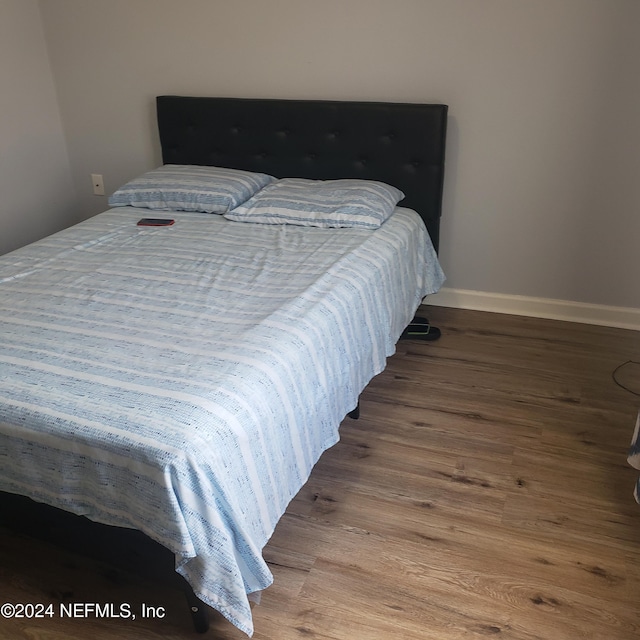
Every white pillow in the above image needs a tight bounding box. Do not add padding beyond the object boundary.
[108,164,275,214]
[224,178,405,229]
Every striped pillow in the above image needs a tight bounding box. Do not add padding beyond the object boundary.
[108,164,275,214]
[224,178,405,229]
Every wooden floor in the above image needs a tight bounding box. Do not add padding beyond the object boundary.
[2,305,640,640]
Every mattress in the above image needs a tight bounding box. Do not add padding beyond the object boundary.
[0,206,444,635]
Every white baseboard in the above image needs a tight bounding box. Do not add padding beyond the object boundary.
[425,288,640,331]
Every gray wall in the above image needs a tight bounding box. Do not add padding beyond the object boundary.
[6,0,640,311]
[0,0,77,255]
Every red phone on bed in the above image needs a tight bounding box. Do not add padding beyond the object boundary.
[137,218,175,226]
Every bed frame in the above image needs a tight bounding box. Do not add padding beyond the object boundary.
[156,95,447,251]
[0,96,447,636]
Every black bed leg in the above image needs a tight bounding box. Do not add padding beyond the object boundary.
[348,402,360,420]
[181,579,210,633]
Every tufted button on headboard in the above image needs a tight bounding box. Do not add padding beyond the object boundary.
[156,96,447,251]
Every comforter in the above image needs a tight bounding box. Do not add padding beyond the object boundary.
[0,206,444,635]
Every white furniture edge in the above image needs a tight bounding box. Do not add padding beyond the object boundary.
[425,288,640,331]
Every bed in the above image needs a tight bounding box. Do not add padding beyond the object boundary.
[0,96,447,637]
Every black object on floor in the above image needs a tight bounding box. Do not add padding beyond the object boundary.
[400,316,441,342]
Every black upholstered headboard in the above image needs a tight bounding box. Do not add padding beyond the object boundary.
[156,96,447,251]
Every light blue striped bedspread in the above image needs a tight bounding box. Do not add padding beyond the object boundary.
[0,207,444,635]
